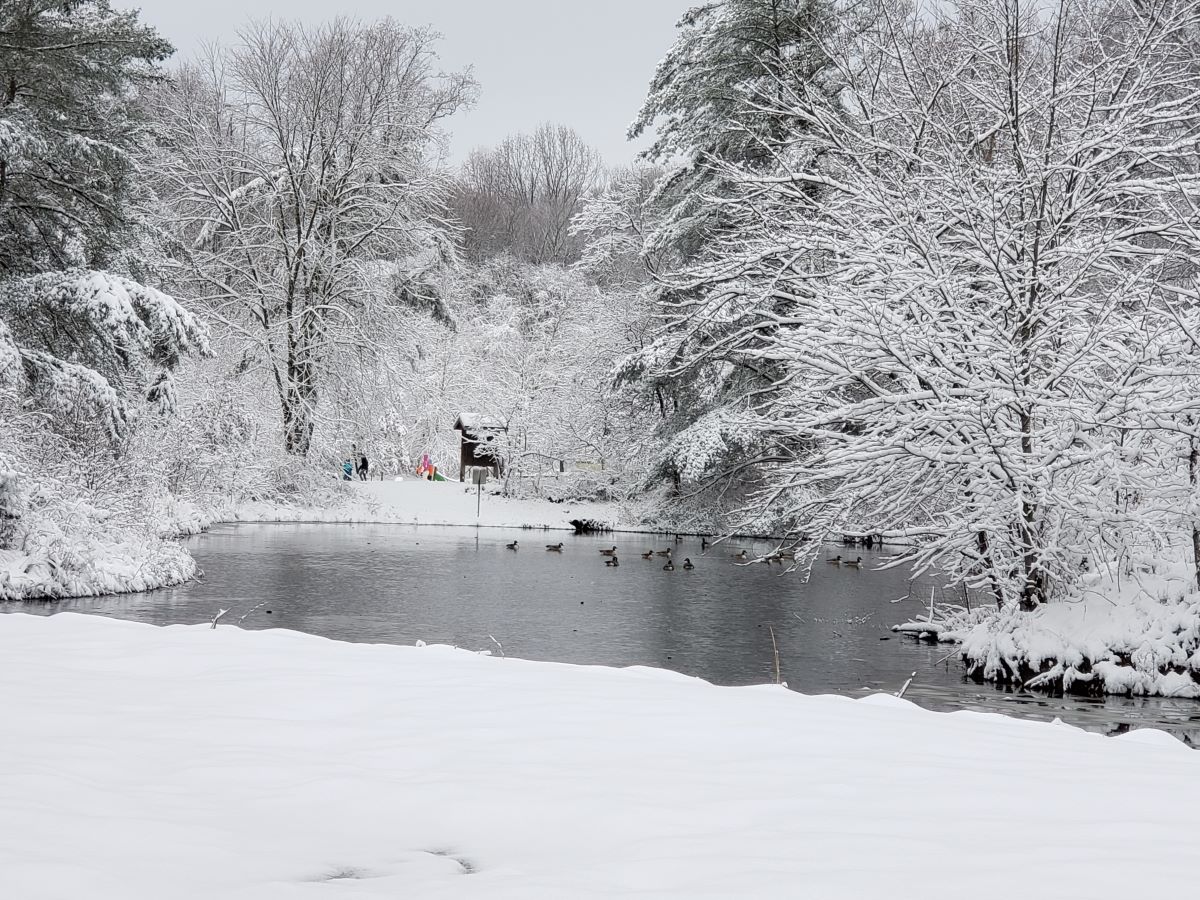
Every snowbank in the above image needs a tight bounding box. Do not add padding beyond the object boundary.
[1,613,1197,898]
[233,477,629,531]
[895,563,1200,698]
[0,523,198,602]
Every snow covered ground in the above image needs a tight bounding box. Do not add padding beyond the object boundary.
[2,613,1197,899]
[233,477,628,531]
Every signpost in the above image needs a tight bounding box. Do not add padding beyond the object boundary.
[472,467,488,518]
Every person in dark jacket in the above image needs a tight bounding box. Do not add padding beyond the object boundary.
[357,453,369,481]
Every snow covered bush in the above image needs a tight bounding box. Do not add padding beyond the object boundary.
[905,558,1200,699]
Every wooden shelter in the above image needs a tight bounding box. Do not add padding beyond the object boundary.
[453,413,507,482]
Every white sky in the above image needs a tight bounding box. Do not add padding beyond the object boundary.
[118,0,686,165]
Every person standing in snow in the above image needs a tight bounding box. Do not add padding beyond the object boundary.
[357,452,369,481]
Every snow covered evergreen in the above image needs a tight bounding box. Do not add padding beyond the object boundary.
[0,2,208,600]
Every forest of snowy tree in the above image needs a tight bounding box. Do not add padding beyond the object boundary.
[5,0,1200,612]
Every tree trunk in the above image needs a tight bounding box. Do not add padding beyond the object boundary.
[282,395,314,456]
[976,530,1004,609]
[1190,427,1200,590]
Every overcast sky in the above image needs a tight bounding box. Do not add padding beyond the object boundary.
[118,0,685,165]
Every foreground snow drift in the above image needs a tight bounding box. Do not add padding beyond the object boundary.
[1,615,1196,898]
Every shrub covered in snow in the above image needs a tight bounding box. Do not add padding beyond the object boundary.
[898,559,1200,698]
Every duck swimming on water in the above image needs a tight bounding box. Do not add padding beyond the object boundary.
[682,558,695,570]
[546,543,564,552]
[506,541,519,550]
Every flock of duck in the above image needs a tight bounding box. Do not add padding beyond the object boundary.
[501,537,865,572]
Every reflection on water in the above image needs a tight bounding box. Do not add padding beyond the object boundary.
[8,523,1200,742]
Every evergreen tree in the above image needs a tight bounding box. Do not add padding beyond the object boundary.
[0,0,171,273]
[0,2,207,555]
[629,0,843,260]
[0,1,204,435]
[620,1,850,520]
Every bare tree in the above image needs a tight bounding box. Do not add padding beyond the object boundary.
[151,18,474,455]
[452,124,603,265]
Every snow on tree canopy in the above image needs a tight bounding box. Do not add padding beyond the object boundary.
[614,334,684,386]
[0,270,210,437]
[19,349,126,439]
[659,407,758,484]
[0,319,21,389]
[3,270,210,368]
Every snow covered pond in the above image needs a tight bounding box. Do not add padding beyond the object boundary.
[12,522,1200,741]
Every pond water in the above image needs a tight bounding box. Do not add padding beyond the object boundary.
[10,523,1200,742]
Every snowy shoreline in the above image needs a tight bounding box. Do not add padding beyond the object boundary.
[894,563,1200,699]
[1,478,791,602]
[2,612,1197,899]
[0,530,200,603]
[230,478,630,531]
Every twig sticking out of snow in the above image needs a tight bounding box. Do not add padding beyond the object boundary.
[896,671,917,699]
[488,635,505,658]
[237,601,271,625]
[768,625,782,685]
[210,608,229,629]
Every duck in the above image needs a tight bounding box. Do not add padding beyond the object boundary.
[777,549,796,561]
[663,560,675,571]
[843,556,864,568]
[701,537,711,551]
[674,533,684,544]
[682,558,694,570]
[655,548,672,557]
[732,550,749,560]
[546,543,564,552]
[825,555,842,565]
[605,556,620,567]
[598,546,618,556]
[641,550,654,559]
[506,541,519,551]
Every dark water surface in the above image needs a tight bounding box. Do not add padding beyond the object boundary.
[10,523,1200,742]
